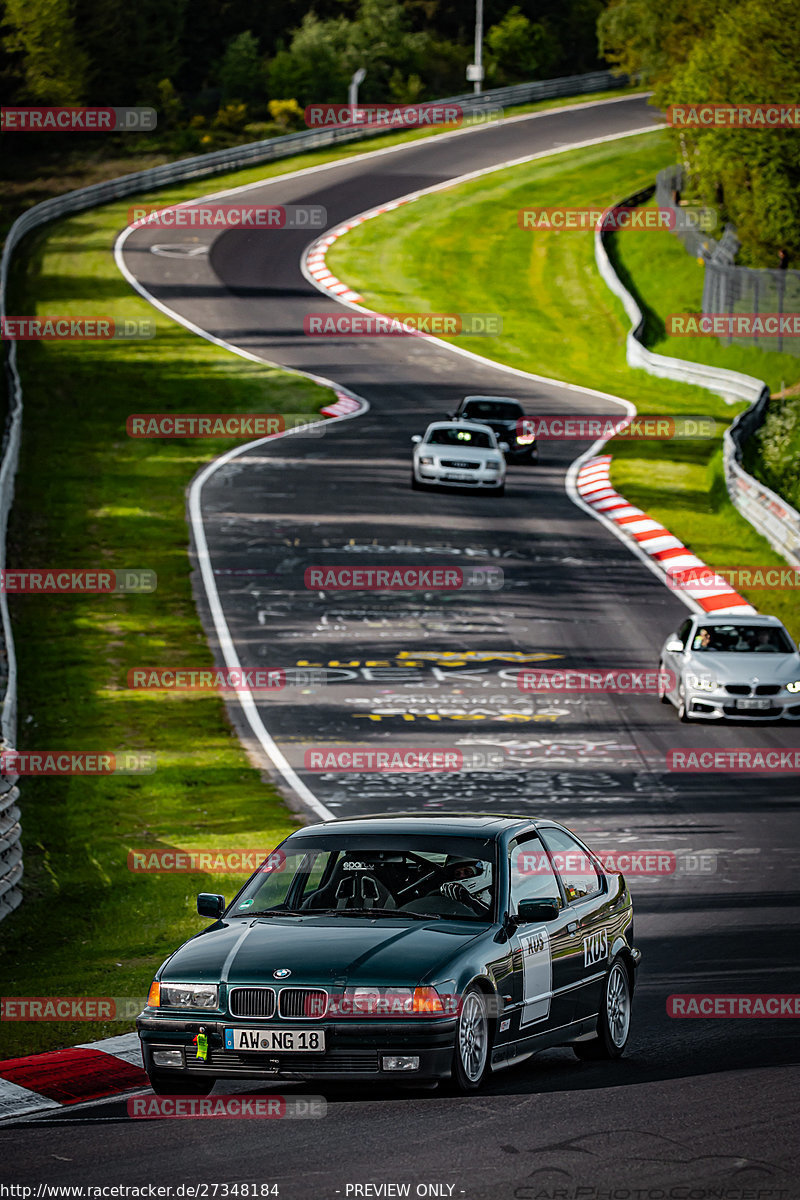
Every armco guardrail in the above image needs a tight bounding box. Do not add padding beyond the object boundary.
[725,399,800,568]
[595,186,800,569]
[657,165,800,357]
[0,739,21,919]
[0,69,628,920]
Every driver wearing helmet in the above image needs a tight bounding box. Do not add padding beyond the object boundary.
[438,859,493,916]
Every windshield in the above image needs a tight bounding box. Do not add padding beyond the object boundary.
[690,624,794,654]
[426,427,494,448]
[230,838,496,922]
[463,400,522,420]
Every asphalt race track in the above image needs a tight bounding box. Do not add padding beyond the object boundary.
[4,94,799,1199]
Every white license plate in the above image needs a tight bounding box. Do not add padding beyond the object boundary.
[224,1027,325,1053]
[444,473,471,481]
[735,698,771,710]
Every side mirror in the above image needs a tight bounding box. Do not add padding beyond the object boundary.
[516,897,560,924]
[499,441,510,453]
[411,434,422,444]
[665,638,684,653]
[197,893,225,919]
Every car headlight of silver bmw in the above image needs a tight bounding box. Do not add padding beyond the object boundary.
[687,674,719,692]
[786,680,800,693]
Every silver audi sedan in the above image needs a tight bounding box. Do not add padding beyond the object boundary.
[659,613,800,722]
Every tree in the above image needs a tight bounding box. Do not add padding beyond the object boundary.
[484,5,559,84]
[266,0,429,107]
[2,0,87,103]
[218,30,265,105]
[664,0,800,264]
[266,13,353,107]
[71,0,186,106]
[597,0,728,86]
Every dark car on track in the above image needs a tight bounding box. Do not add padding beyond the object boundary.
[137,814,640,1094]
[452,395,539,463]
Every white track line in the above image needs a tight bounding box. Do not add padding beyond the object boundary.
[115,222,371,821]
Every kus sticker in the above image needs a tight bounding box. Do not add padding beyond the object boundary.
[583,928,608,968]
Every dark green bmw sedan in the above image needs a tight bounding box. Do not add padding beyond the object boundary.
[137,814,641,1093]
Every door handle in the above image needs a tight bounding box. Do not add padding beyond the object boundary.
[567,921,579,934]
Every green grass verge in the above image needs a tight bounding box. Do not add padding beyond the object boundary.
[328,128,799,638]
[0,206,330,1061]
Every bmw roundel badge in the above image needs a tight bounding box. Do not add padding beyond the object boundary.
[273,968,291,979]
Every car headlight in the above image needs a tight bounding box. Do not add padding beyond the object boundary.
[419,456,434,465]
[484,458,502,469]
[516,433,536,445]
[150,981,219,1009]
[687,674,719,692]
[786,680,800,693]
[328,986,457,1018]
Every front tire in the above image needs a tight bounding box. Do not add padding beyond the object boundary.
[451,986,490,1091]
[492,483,505,497]
[411,472,422,491]
[573,957,632,1061]
[677,685,692,722]
[147,1072,215,1096]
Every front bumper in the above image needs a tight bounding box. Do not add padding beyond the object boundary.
[137,1014,457,1081]
[415,465,504,489]
[682,689,800,720]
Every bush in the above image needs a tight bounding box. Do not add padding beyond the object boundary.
[212,102,248,131]
[267,98,304,129]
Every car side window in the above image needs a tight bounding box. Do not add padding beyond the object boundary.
[539,828,601,904]
[677,618,692,647]
[508,836,562,912]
